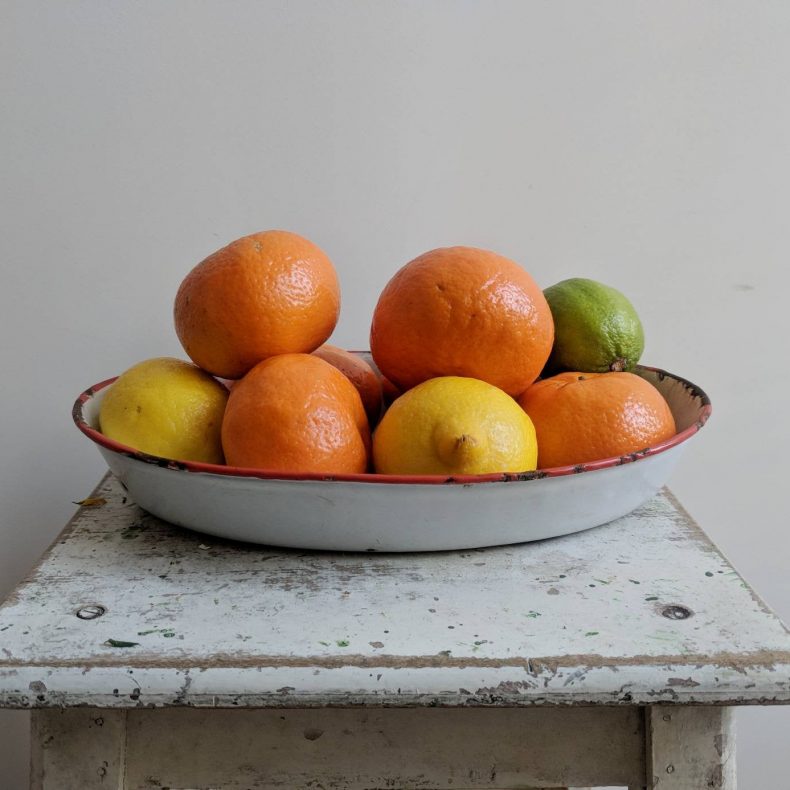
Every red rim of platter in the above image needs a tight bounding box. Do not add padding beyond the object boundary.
[72,367,712,486]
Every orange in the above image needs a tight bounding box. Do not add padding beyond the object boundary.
[174,230,340,379]
[370,246,554,396]
[518,371,676,468]
[221,354,370,474]
[312,345,384,425]
[380,375,401,408]
[363,355,402,409]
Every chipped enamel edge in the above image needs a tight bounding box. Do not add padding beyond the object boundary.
[72,364,712,486]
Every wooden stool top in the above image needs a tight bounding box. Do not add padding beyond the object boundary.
[2,473,789,709]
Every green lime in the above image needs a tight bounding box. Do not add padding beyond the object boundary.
[543,278,644,373]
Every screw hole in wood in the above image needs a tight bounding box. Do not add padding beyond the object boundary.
[661,604,693,620]
[75,604,106,620]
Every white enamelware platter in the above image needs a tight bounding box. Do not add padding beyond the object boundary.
[73,361,711,552]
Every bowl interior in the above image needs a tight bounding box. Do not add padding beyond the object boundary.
[634,367,707,433]
[75,363,711,484]
[84,387,104,432]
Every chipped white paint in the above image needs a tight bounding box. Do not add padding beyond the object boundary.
[647,706,736,789]
[4,476,788,789]
[1,474,789,709]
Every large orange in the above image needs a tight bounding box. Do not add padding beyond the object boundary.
[174,230,340,379]
[370,247,554,396]
[518,371,676,468]
[312,345,384,425]
[221,354,370,474]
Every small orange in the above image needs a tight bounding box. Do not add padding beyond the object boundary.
[174,230,340,379]
[518,371,676,468]
[312,345,384,425]
[380,375,401,408]
[362,355,402,409]
[370,247,554,396]
[221,354,370,474]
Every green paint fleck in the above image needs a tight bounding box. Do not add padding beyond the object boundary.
[584,631,599,637]
[137,627,177,638]
[336,639,350,647]
[594,579,610,585]
[647,631,677,642]
[104,639,139,648]
[628,579,640,585]
[525,610,541,618]
[318,641,330,647]
[645,596,659,601]
[705,571,714,577]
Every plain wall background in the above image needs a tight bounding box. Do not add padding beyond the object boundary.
[2,1,788,786]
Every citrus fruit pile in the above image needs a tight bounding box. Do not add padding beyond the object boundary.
[98,229,676,475]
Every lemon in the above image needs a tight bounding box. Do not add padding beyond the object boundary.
[544,277,644,373]
[99,357,228,463]
[373,376,537,475]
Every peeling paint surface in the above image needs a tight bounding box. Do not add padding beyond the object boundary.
[1,474,789,709]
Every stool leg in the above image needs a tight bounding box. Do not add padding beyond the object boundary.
[30,708,126,790]
[646,705,736,789]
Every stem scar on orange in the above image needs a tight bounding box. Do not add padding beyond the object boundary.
[370,246,554,396]
[518,371,676,469]
[174,230,340,380]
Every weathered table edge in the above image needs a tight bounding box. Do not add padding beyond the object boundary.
[3,658,790,709]
[2,474,790,710]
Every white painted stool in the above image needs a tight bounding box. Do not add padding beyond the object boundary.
[1,474,789,789]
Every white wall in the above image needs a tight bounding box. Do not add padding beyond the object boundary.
[2,1,788,786]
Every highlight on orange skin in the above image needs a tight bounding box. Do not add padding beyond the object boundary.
[174,230,340,379]
[221,353,370,474]
[370,246,554,397]
[518,371,676,469]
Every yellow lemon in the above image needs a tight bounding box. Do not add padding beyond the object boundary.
[99,357,228,463]
[373,376,537,475]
